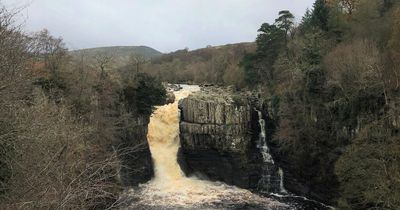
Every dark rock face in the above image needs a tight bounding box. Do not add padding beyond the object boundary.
[117,115,154,186]
[178,93,281,191]
[178,147,261,189]
[264,99,336,204]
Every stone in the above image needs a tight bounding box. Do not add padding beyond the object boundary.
[178,90,270,190]
[117,115,154,186]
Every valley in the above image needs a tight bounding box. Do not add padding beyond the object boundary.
[1,1,399,210]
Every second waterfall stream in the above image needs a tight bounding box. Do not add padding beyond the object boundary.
[127,85,286,209]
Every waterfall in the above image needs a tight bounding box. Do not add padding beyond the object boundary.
[256,109,287,194]
[127,85,285,209]
[278,168,288,193]
[122,86,334,209]
[257,110,274,163]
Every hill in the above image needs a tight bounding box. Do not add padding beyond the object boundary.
[70,46,163,69]
[144,42,255,87]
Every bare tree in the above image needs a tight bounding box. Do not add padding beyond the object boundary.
[94,52,114,79]
[129,53,146,74]
[335,0,358,15]
[0,5,30,92]
[31,29,67,78]
[324,39,386,101]
[0,5,125,209]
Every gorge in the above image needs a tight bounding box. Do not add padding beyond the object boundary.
[120,85,332,210]
[2,1,399,209]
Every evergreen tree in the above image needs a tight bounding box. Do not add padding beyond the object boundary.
[275,10,295,50]
[240,53,260,86]
[300,8,313,33]
[256,23,285,57]
[255,23,285,85]
[311,0,330,31]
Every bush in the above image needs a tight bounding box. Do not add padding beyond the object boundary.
[335,122,400,210]
[122,73,166,115]
[0,93,122,209]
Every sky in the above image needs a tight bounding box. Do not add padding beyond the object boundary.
[4,0,315,53]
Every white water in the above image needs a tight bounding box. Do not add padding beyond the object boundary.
[256,110,287,194]
[278,168,288,194]
[128,85,285,209]
[254,110,334,209]
[257,110,274,163]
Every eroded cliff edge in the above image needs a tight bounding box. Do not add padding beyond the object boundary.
[117,115,154,186]
[177,88,283,192]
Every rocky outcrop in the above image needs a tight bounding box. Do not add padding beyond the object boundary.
[178,89,282,191]
[117,115,154,186]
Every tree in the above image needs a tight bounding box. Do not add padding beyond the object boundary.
[241,20,286,88]
[31,29,67,78]
[240,53,260,86]
[386,6,400,89]
[381,0,395,14]
[300,8,313,33]
[122,73,166,115]
[0,5,124,209]
[335,123,400,210]
[275,10,295,50]
[223,63,245,88]
[339,0,358,15]
[324,39,386,102]
[0,5,29,91]
[94,52,113,79]
[129,53,147,74]
[256,23,285,81]
[311,0,331,31]
[0,5,31,195]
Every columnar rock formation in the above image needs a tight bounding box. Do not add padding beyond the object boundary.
[178,89,282,191]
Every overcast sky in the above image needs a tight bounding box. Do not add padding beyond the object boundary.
[4,0,315,53]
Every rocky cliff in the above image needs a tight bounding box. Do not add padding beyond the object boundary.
[117,115,154,186]
[178,88,283,192]
[117,86,173,187]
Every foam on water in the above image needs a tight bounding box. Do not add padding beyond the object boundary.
[127,85,286,209]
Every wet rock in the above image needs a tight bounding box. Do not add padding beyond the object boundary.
[165,83,182,91]
[116,115,154,186]
[166,91,176,104]
[178,88,281,191]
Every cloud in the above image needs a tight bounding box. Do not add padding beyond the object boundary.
[5,0,315,52]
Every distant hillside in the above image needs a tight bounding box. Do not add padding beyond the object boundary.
[70,46,163,69]
[144,42,255,87]
[71,46,162,59]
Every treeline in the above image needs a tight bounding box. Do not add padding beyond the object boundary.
[243,0,399,209]
[143,43,255,87]
[0,5,165,209]
[142,0,400,209]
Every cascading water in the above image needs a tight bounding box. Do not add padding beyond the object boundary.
[257,110,274,164]
[278,168,288,194]
[256,110,287,194]
[120,85,333,209]
[125,85,286,209]
[255,110,334,210]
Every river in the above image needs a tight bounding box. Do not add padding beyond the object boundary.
[123,85,332,210]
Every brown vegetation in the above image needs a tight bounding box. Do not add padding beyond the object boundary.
[0,5,165,209]
[143,43,254,88]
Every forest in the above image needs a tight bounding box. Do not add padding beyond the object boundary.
[252,1,400,209]
[0,5,166,209]
[144,0,400,209]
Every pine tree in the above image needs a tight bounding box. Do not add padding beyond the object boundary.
[300,8,313,33]
[275,10,295,52]
[311,0,330,31]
